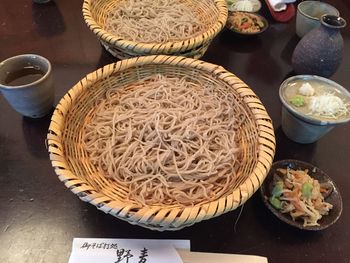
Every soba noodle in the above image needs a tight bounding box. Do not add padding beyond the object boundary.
[104,0,207,43]
[82,74,246,206]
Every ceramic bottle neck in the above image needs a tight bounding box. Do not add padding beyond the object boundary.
[320,15,346,32]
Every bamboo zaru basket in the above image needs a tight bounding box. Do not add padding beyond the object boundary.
[47,55,275,231]
[82,0,228,59]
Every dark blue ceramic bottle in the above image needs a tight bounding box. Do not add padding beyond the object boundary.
[292,15,346,77]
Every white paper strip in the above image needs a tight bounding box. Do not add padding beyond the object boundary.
[177,249,268,263]
[68,238,190,263]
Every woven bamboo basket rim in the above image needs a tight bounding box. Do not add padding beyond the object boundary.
[47,55,275,231]
[82,0,228,54]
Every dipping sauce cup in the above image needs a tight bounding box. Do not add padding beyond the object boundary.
[0,54,54,118]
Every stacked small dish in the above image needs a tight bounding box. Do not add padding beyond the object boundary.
[227,0,262,12]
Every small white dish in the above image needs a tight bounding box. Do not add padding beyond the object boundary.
[227,0,262,13]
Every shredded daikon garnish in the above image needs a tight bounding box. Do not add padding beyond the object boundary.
[308,93,349,119]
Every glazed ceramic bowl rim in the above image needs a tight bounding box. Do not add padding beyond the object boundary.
[297,1,339,21]
[226,11,269,35]
[0,54,51,90]
[279,75,350,126]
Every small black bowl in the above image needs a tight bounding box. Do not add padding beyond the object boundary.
[260,159,342,231]
[226,11,269,36]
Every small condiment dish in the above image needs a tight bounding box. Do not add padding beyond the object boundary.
[260,159,342,231]
[226,11,268,36]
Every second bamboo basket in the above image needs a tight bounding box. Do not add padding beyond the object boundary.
[82,0,228,59]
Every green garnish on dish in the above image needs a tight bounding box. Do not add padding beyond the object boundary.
[290,95,305,107]
[301,182,313,198]
[269,196,282,209]
[272,181,284,197]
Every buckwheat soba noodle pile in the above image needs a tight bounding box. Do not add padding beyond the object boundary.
[82,74,249,207]
[104,0,207,43]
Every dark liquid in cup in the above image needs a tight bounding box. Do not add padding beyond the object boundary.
[5,66,45,86]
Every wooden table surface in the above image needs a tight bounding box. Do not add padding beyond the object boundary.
[0,1,349,262]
